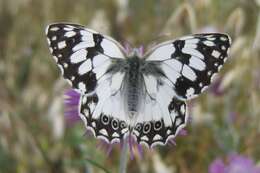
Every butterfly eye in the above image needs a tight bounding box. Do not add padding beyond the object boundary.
[140,64,150,73]
[140,66,145,72]
[123,64,129,70]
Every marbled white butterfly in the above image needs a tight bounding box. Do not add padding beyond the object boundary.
[46,23,231,147]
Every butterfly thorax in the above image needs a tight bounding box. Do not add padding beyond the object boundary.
[111,54,165,121]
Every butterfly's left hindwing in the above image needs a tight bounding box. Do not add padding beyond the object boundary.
[80,94,129,143]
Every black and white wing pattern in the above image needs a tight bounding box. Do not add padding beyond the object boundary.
[145,33,231,100]
[46,24,232,148]
[46,23,129,143]
[132,33,231,147]
[46,23,125,94]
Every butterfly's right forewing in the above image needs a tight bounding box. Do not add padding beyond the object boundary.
[146,33,231,100]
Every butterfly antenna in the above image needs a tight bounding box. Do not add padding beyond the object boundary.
[146,33,173,49]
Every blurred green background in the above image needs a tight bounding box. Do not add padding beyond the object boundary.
[1,0,260,173]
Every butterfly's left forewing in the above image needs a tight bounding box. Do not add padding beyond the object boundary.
[46,23,125,94]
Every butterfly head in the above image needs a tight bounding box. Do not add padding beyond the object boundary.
[133,46,144,57]
[124,43,144,58]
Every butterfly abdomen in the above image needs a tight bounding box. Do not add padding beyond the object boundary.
[124,57,144,117]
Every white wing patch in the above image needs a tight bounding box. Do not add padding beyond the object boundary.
[70,49,87,63]
[163,59,182,72]
[146,44,175,61]
[189,56,206,71]
[100,39,125,58]
[182,65,197,81]
[92,60,112,79]
[110,72,125,93]
[92,54,110,67]
[143,75,157,98]
[78,59,92,75]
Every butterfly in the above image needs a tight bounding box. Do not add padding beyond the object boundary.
[46,23,231,148]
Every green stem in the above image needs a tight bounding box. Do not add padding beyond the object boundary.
[119,139,128,173]
[85,157,111,173]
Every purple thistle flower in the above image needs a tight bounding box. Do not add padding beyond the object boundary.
[209,76,225,97]
[179,129,188,136]
[138,45,144,56]
[209,158,226,173]
[123,43,145,57]
[128,135,135,160]
[227,112,237,124]
[123,42,133,56]
[209,154,260,173]
[64,89,81,125]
